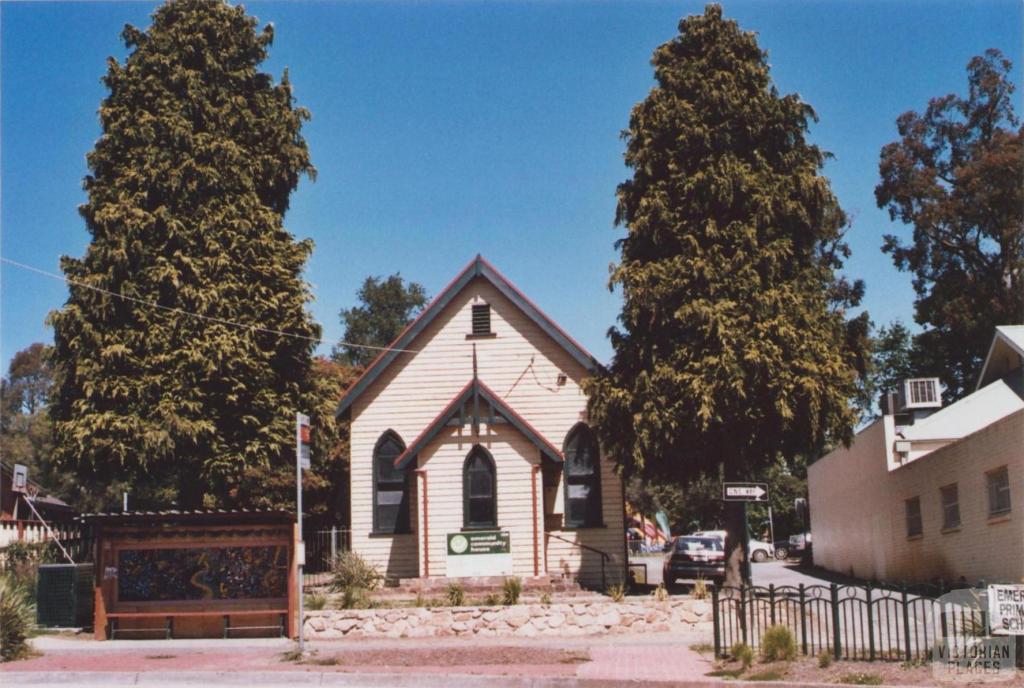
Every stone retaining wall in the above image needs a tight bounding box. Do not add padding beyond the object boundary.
[304,598,712,639]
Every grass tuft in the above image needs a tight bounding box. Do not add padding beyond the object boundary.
[746,669,787,681]
[838,672,884,685]
[305,592,327,610]
[760,624,796,662]
[501,577,522,606]
[445,582,465,607]
[730,642,754,669]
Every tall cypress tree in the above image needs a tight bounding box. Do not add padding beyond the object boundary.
[49,0,318,509]
[585,5,864,583]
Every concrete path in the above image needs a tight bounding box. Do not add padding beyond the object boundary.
[2,632,719,686]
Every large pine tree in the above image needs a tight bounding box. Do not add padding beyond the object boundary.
[586,5,864,583]
[49,0,319,510]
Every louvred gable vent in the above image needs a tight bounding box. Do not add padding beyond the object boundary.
[472,304,491,335]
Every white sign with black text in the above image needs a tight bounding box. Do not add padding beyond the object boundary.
[988,584,1024,635]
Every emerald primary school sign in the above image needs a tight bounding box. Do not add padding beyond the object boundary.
[989,585,1024,635]
[446,531,513,577]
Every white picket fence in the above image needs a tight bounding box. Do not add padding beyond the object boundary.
[0,520,68,547]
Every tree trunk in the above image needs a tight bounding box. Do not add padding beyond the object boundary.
[724,500,751,588]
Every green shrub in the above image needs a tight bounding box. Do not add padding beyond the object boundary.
[818,649,833,668]
[760,624,796,662]
[339,587,373,609]
[305,593,327,610]
[539,592,552,605]
[606,583,626,602]
[445,582,465,607]
[329,551,382,593]
[838,672,883,685]
[483,593,501,606]
[746,669,786,681]
[730,642,754,669]
[691,576,709,600]
[0,575,35,662]
[0,543,37,569]
[501,577,521,605]
[653,583,669,602]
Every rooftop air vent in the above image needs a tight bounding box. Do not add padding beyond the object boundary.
[897,378,942,411]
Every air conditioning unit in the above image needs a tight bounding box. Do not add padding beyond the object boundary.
[897,378,942,411]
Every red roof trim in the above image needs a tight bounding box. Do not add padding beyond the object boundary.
[336,255,600,417]
[476,255,598,365]
[393,378,564,469]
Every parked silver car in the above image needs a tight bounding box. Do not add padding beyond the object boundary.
[691,530,775,562]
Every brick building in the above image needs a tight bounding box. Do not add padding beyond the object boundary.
[808,326,1024,585]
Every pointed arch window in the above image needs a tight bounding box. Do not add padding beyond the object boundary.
[463,445,497,528]
[563,423,602,527]
[373,431,410,534]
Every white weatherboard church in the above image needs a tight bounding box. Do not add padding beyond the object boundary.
[335,256,625,587]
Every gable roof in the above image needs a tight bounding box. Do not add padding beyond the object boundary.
[336,255,601,417]
[393,377,563,469]
[977,325,1024,390]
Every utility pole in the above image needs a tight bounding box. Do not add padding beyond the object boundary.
[296,412,311,653]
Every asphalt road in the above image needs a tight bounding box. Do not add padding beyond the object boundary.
[629,555,819,589]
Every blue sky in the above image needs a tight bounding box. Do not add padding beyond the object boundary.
[2,0,1021,367]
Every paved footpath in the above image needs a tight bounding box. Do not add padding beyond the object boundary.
[2,632,723,687]
[2,632,926,687]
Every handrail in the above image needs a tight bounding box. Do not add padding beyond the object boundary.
[546,532,610,590]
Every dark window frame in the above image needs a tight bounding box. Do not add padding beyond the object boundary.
[940,483,960,531]
[987,466,1012,517]
[463,445,498,529]
[905,496,923,538]
[372,430,411,535]
[562,423,603,528]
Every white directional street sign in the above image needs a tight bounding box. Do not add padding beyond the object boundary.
[723,482,769,502]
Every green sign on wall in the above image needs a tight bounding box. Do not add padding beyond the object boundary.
[447,531,510,556]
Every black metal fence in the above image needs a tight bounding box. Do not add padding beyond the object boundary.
[302,526,350,587]
[712,583,988,662]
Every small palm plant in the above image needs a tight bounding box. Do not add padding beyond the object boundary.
[0,575,35,662]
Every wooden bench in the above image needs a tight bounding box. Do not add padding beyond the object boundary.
[106,610,288,639]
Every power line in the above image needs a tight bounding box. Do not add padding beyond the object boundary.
[0,256,421,355]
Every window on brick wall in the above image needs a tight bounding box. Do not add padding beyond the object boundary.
[905,496,923,537]
[987,466,1012,517]
[940,484,960,530]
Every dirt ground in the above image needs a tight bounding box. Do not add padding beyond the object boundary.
[296,646,590,670]
[701,651,1021,686]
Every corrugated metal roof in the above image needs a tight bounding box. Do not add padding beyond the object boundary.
[78,508,293,525]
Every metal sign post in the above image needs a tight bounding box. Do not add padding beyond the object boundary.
[722,482,770,585]
[296,412,310,652]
